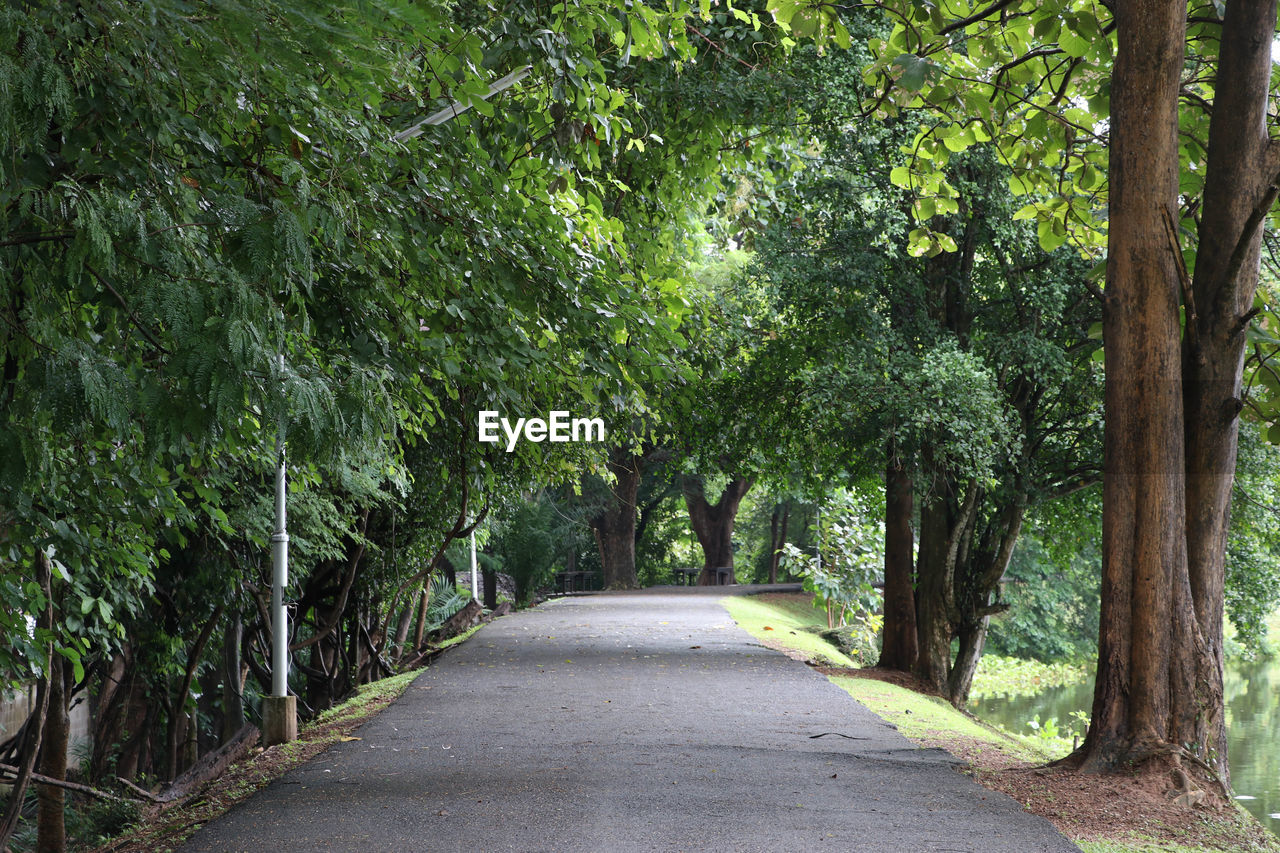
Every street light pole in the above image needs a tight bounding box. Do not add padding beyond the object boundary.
[263,353,297,745]
[470,528,479,604]
[258,65,531,745]
[392,66,531,143]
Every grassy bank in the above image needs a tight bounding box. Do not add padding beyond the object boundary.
[722,592,1280,853]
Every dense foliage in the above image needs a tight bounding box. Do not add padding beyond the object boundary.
[5,0,1280,847]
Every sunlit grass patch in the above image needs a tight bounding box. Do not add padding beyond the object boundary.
[721,592,859,668]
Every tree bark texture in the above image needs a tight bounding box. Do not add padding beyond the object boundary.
[221,614,244,744]
[591,446,643,589]
[913,482,977,694]
[682,475,754,585]
[1176,0,1279,787]
[878,458,918,672]
[36,640,68,853]
[946,498,1023,706]
[1083,0,1195,775]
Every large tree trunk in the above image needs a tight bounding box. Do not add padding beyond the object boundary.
[682,475,754,585]
[913,489,954,693]
[1177,0,1279,788]
[1080,0,1195,776]
[878,457,917,672]
[591,446,643,589]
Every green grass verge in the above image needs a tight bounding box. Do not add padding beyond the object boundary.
[721,593,860,668]
[827,674,1057,763]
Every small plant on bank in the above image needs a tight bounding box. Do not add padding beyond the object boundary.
[780,489,883,630]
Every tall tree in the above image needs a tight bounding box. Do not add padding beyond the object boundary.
[856,0,1280,785]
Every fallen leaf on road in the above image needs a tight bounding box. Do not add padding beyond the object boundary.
[340,736,361,742]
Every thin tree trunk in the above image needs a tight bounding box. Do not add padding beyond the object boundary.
[166,605,223,782]
[221,614,244,745]
[36,650,67,853]
[411,585,431,652]
[91,651,129,779]
[0,551,53,850]
[879,457,917,671]
[767,502,790,585]
[391,599,416,662]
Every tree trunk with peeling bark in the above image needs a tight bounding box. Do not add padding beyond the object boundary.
[946,498,1023,706]
[913,482,974,694]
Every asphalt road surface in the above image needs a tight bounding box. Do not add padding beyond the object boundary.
[183,588,1080,852]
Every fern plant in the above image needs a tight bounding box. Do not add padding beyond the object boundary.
[424,574,470,632]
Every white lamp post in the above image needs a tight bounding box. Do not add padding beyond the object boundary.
[260,65,530,746]
[263,354,297,745]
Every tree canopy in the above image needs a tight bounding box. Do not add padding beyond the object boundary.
[5,0,1280,847]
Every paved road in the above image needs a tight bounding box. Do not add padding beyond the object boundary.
[183,589,1079,852]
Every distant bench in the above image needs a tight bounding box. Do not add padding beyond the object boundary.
[671,567,733,585]
[554,570,595,594]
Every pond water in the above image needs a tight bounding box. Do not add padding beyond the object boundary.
[971,657,1280,835]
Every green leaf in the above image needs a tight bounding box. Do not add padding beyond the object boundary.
[892,54,932,92]
[1059,31,1091,58]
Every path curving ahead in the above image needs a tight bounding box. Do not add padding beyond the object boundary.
[183,589,1080,852]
